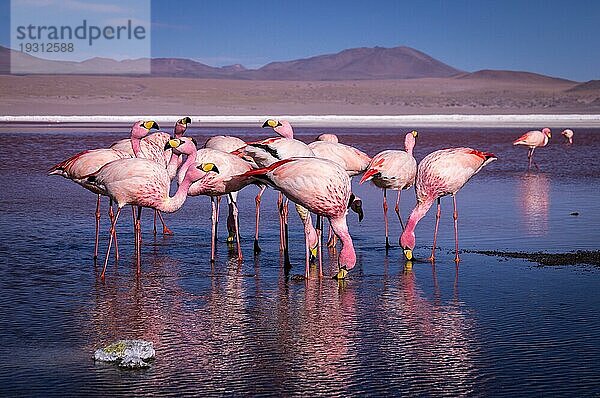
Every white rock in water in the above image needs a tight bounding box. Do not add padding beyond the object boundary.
[94,340,155,369]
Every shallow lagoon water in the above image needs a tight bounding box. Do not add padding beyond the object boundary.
[0,126,599,396]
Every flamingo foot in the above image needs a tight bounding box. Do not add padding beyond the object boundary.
[162,226,174,236]
[454,255,461,263]
[427,256,436,263]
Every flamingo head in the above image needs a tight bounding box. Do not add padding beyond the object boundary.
[164,136,197,156]
[404,130,418,153]
[131,120,159,140]
[317,133,339,143]
[400,229,416,261]
[348,193,364,222]
[542,127,551,138]
[174,116,191,138]
[262,119,294,139]
[183,162,219,184]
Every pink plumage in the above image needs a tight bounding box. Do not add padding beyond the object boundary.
[400,147,497,262]
[513,127,551,170]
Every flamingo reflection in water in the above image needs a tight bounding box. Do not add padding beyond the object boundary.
[377,263,478,394]
[517,172,550,237]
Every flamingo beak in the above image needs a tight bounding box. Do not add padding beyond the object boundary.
[404,261,413,272]
[262,119,281,128]
[181,116,191,125]
[164,138,181,150]
[199,163,220,174]
[144,121,159,130]
[403,248,413,260]
[411,130,418,138]
[310,246,318,262]
[333,267,348,280]
[359,168,378,184]
[350,199,364,222]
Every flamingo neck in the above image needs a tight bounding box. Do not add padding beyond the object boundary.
[131,137,141,158]
[404,134,416,155]
[401,198,434,249]
[330,216,356,271]
[166,151,180,179]
[177,150,198,184]
[160,168,194,213]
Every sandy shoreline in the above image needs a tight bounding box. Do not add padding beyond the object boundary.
[1,114,600,128]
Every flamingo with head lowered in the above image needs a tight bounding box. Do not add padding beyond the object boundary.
[400,147,496,263]
[242,157,356,280]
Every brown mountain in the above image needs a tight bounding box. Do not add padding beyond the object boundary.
[243,46,462,80]
[566,80,600,92]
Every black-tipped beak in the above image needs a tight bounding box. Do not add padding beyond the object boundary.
[262,119,282,128]
[180,116,191,125]
[164,138,180,150]
[351,199,364,222]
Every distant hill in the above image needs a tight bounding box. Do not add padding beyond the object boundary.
[566,80,600,92]
[0,45,582,84]
[456,69,575,84]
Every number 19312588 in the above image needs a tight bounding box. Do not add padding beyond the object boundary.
[19,42,74,52]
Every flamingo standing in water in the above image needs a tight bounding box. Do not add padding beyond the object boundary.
[236,119,317,262]
[242,158,355,280]
[85,139,210,279]
[185,148,255,262]
[513,128,551,170]
[111,117,192,235]
[308,133,369,246]
[400,147,496,263]
[561,129,574,145]
[203,135,250,246]
[49,121,159,259]
[360,131,418,248]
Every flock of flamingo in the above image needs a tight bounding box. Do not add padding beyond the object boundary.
[49,119,574,280]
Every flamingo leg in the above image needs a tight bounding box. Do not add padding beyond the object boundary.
[131,206,137,252]
[316,215,323,278]
[278,193,285,251]
[101,206,122,280]
[226,202,236,244]
[394,189,405,231]
[108,200,119,261]
[383,188,390,249]
[215,196,221,243]
[254,185,265,254]
[429,198,441,262]
[94,194,101,260]
[229,193,243,262]
[153,209,157,235]
[210,197,217,263]
[453,194,460,263]
[530,147,540,170]
[282,199,291,269]
[136,206,143,272]
[157,211,173,235]
[304,227,310,279]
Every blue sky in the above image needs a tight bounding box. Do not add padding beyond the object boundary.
[2,0,599,81]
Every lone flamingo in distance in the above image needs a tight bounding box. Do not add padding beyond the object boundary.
[360,131,418,248]
[513,128,551,170]
[242,158,355,280]
[400,147,497,263]
[561,129,574,145]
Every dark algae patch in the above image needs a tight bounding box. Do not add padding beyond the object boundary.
[470,250,600,266]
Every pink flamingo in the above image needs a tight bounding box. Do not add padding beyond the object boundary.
[185,148,255,262]
[242,158,355,280]
[360,131,418,248]
[49,121,159,259]
[203,135,251,247]
[236,119,317,261]
[513,127,551,170]
[111,118,191,235]
[561,129,574,145]
[85,140,210,279]
[400,148,496,263]
[309,133,370,246]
